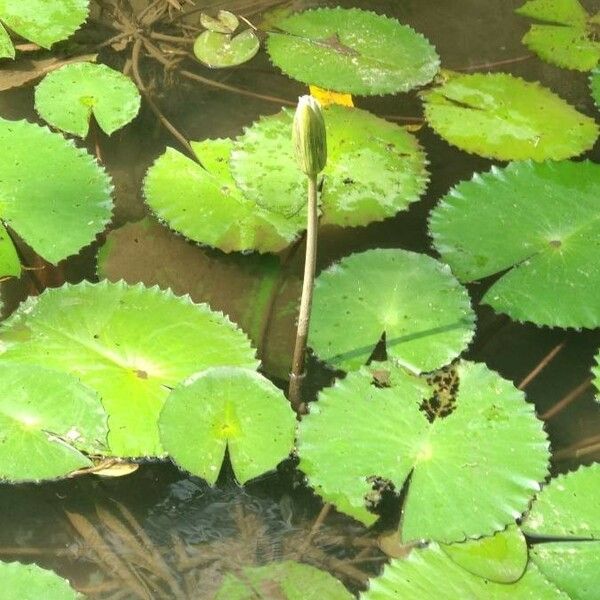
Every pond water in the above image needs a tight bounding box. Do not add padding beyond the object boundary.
[0,0,599,598]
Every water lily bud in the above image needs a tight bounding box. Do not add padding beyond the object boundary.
[293,95,327,177]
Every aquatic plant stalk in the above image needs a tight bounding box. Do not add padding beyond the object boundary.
[289,96,327,413]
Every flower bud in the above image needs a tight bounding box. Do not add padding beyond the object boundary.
[293,95,327,177]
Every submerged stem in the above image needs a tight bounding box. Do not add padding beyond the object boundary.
[289,176,318,414]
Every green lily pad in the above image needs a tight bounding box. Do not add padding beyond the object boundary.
[361,543,568,599]
[590,68,600,108]
[0,281,258,457]
[421,72,598,160]
[309,249,475,373]
[516,0,600,71]
[231,105,429,226]
[0,363,107,482]
[193,29,259,68]
[266,8,439,95]
[440,525,528,583]
[1,561,81,600]
[34,62,141,137]
[0,0,89,59]
[299,361,549,542]
[97,218,301,380]
[430,160,600,328]
[0,117,113,270]
[521,464,600,600]
[143,140,304,253]
[215,561,353,599]
[159,367,296,484]
[0,221,19,278]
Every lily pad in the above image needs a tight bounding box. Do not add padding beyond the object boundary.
[215,561,353,599]
[0,363,107,482]
[590,68,600,108]
[143,139,304,253]
[231,105,429,226]
[0,221,19,278]
[361,543,568,599]
[298,361,549,542]
[516,0,600,71]
[97,218,301,380]
[1,561,81,600]
[0,117,113,271]
[194,30,259,68]
[266,8,439,95]
[0,281,258,457]
[0,0,89,59]
[159,367,296,484]
[200,10,239,34]
[421,72,598,160]
[521,464,600,600]
[440,525,528,583]
[309,249,475,373]
[429,160,600,328]
[34,62,141,137]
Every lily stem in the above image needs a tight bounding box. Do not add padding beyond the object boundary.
[289,175,318,414]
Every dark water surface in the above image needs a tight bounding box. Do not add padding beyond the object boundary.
[0,0,599,597]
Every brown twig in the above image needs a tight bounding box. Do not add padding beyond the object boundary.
[453,54,533,72]
[553,434,600,461]
[518,339,567,390]
[540,377,594,420]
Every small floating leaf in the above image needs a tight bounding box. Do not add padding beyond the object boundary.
[0,117,113,268]
[0,0,89,59]
[309,249,475,373]
[1,561,81,599]
[159,367,296,484]
[215,561,353,599]
[200,10,239,34]
[361,543,568,599]
[440,525,528,583]
[97,218,300,380]
[0,221,19,278]
[521,464,600,600]
[430,160,600,328]
[516,0,600,71]
[193,29,259,68]
[0,281,258,457]
[35,62,141,137]
[231,106,429,226]
[0,363,107,482]
[143,139,304,253]
[421,72,598,160]
[266,8,439,95]
[298,361,549,542]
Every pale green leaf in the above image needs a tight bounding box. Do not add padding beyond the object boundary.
[143,140,304,253]
[0,221,19,278]
[0,281,258,457]
[590,67,600,108]
[266,8,439,95]
[200,10,239,34]
[231,105,429,226]
[215,561,353,599]
[0,363,107,482]
[0,21,14,59]
[309,249,475,373]
[1,562,81,600]
[193,30,259,68]
[441,525,528,583]
[298,361,549,542]
[0,118,113,265]
[159,367,296,484]
[35,62,140,137]
[522,464,600,600]
[0,0,89,51]
[361,544,568,599]
[421,73,598,160]
[430,160,600,328]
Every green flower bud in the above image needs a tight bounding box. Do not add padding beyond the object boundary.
[293,95,327,177]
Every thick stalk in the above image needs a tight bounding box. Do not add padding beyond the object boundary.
[289,176,318,413]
